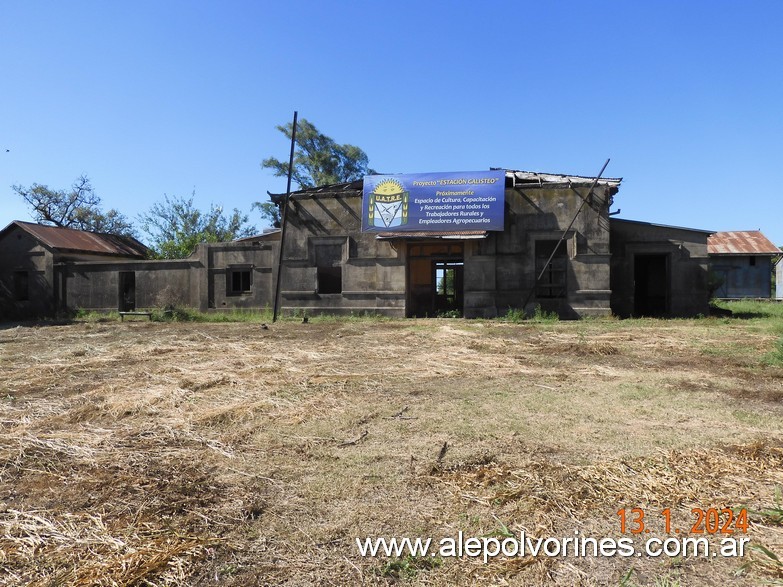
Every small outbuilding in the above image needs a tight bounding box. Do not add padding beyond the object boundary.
[0,221,148,319]
[708,231,780,299]
[610,219,712,317]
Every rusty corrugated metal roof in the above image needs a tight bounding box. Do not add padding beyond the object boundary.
[4,221,148,257]
[708,231,781,255]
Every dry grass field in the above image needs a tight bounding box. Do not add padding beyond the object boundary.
[1,311,782,586]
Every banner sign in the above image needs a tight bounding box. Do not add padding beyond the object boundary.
[361,170,506,232]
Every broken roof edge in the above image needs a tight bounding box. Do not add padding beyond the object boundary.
[499,169,622,189]
[268,169,623,202]
[268,179,363,203]
[234,228,281,242]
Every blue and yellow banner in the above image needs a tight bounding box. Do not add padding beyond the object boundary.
[362,170,506,232]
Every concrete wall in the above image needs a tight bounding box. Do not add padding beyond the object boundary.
[64,258,200,311]
[63,241,278,313]
[610,219,710,317]
[0,232,279,319]
[710,255,774,298]
[279,193,406,316]
[278,183,615,319]
[208,242,277,311]
[0,224,55,319]
[465,185,613,318]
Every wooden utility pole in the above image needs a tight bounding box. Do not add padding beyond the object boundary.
[272,111,298,322]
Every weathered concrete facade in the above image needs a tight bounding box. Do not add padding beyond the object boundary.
[273,172,620,318]
[463,180,613,318]
[278,184,406,316]
[610,219,711,317]
[3,169,725,321]
[0,220,278,320]
[63,241,277,314]
[0,223,61,318]
[0,221,148,319]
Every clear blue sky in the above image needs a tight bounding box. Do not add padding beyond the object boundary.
[1,0,781,246]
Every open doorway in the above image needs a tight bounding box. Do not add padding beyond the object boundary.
[433,261,464,315]
[407,243,464,317]
[119,271,136,312]
[634,254,668,316]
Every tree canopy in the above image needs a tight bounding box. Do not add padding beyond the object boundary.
[251,201,281,229]
[261,118,374,189]
[138,193,256,259]
[12,175,135,237]
[257,118,375,228]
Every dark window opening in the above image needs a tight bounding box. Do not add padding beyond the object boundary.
[317,266,342,294]
[14,271,29,301]
[228,269,252,295]
[535,240,567,299]
[750,257,756,266]
[315,243,343,294]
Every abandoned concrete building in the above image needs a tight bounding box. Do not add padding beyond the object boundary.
[707,231,781,299]
[270,170,712,319]
[0,221,149,318]
[0,220,278,320]
[1,168,742,321]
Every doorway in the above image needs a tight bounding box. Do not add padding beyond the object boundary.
[634,254,668,316]
[407,243,464,317]
[119,271,136,312]
[433,261,464,315]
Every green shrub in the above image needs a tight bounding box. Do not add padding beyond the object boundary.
[532,304,559,323]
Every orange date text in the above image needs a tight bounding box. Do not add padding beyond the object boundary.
[617,508,748,535]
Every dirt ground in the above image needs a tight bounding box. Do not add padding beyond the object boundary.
[1,317,782,586]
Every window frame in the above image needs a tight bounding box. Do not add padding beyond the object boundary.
[227,266,253,296]
[311,238,347,295]
[535,240,568,299]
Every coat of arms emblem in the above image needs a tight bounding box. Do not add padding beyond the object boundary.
[368,179,408,228]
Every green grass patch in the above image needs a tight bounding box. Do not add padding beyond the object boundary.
[73,307,273,323]
[502,304,560,323]
[763,336,783,367]
[711,299,783,320]
[73,309,122,322]
[375,555,442,579]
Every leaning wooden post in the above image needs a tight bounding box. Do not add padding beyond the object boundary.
[520,158,610,312]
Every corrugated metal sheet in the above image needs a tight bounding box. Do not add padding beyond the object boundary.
[9,221,148,257]
[708,231,781,255]
[507,169,622,188]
